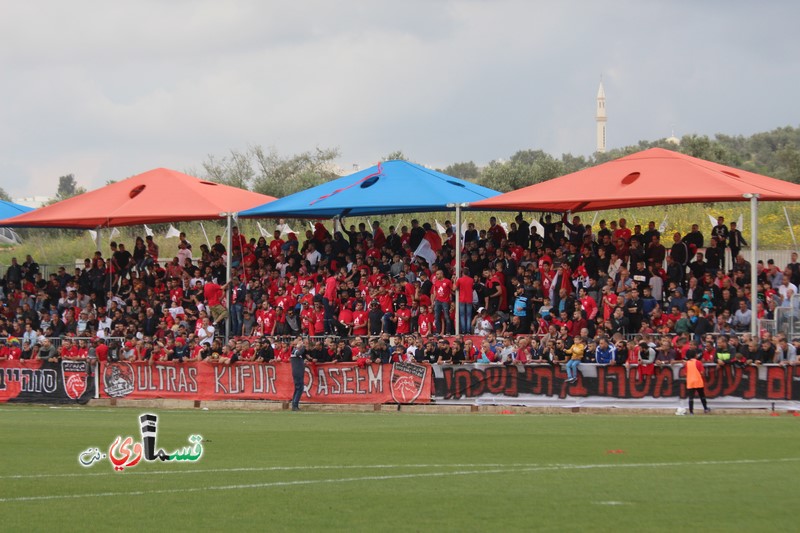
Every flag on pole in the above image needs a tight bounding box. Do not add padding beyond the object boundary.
[87,230,98,242]
[256,222,270,239]
[530,218,544,236]
[736,213,744,233]
[109,227,120,239]
[199,222,211,247]
[412,229,442,266]
[143,225,154,237]
[498,218,509,235]
[658,214,668,234]
[460,219,468,240]
[277,223,295,236]
[708,214,718,229]
[434,219,446,235]
[165,225,181,239]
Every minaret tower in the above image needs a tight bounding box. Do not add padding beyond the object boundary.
[596,79,606,153]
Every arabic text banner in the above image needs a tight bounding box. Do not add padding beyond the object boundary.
[99,361,432,404]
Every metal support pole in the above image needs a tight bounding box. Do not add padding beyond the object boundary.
[749,194,759,337]
[454,204,462,335]
[226,213,233,342]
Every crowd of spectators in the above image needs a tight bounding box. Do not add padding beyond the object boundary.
[0,213,798,370]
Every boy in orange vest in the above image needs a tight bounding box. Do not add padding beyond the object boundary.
[685,349,710,415]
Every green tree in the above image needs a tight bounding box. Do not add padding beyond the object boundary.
[381,150,408,162]
[0,186,11,202]
[201,146,341,198]
[442,161,480,181]
[50,174,86,203]
[251,146,340,198]
[202,149,256,190]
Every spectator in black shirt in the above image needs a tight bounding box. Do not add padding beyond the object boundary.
[705,237,723,273]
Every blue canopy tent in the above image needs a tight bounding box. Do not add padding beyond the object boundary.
[239,160,502,334]
[239,160,499,217]
[0,199,33,219]
[0,200,34,244]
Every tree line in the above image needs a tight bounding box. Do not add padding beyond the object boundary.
[41,124,800,202]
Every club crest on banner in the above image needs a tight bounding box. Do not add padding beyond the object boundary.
[104,362,135,398]
[62,360,89,400]
[390,362,427,403]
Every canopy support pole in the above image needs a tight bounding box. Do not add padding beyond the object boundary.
[226,213,233,342]
[748,194,759,337]
[454,204,463,335]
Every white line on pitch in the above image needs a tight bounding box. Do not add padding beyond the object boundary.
[0,463,536,480]
[1,457,798,503]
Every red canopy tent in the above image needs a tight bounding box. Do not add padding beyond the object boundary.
[2,168,276,340]
[1,168,275,229]
[470,148,800,212]
[471,147,800,336]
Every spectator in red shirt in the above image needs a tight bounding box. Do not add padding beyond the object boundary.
[455,267,475,333]
[487,217,506,247]
[299,301,316,335]
[352,301,369,336]
[203,278,230,326]
[371,221,387,249]
[417,305,434,337]
[432,269,454,334]
[395,302,412,335]
[613,218,632,243]
[322,267,341,334]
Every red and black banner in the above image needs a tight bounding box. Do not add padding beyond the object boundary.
[97,361,433,404]
[434,364,800,402]
[3,361,798,405]
[0,360,93,404]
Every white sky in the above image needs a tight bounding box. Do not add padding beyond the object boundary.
[1,0,799,198]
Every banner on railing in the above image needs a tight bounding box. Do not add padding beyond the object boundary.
[0,360,93,404]
[433,364,800,405]
[98,361,432,404]
[3,361,799,408]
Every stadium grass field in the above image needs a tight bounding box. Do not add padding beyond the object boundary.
[1,406,799,532]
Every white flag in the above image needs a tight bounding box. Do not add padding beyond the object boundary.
[277,223,295,236]
[165,225,181,239]
[658,214,668,234]
[87,230,97,242]
[434,219,446,235]
[460,219,468,240]
[308,221,315,232]
[257,222,270,239]
[143,224,154,237]
[498,218,509,234]
[412,238,437,266]
[530,218,545,236]
[109,227,120,239]
[736,214,744,233]
[708,214,718,229]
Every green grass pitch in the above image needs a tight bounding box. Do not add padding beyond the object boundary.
[1,406,799,532]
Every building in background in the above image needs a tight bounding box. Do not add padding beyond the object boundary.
[12,196,52,209]
[596,80,606,153]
